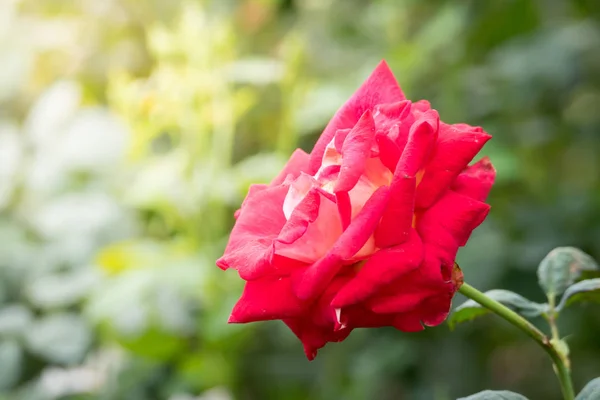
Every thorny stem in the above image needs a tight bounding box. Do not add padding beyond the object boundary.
[459,282,575,400]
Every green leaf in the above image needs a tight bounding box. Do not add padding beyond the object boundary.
[458,390,529,399]
[449,290,547,329]
[537,247,598,300]
[556,278,600,311]
[576,378,600,400]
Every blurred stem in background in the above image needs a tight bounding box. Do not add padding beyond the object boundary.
[459,283,575,400]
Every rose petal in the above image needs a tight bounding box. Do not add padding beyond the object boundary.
[334,110,376,193]
[451,156,496,202]
[282,173,316,219]
[419,292,453,327]
[395,109,439,177]
[373,100,412,145]
[392,312,424,332]
[367,253,450,314]
[375,131,401,172]
[337,305,395,329]
[216,185,288,280]
[284,318,352,361]
[308,60,406,174]
[374,174,416,248]
[233,184,267,219]
[334,128,352,154]
[373,112,438,248]
[276,187,343,264]
[331,229,423,308]
[229,277,306,323]
[310,275,353,328]
[417,190,490,249]
[293,186,391,300]
[412,100,431,114]
[270,148,311,186]
[335,191,352,230]
[415,123,492,208]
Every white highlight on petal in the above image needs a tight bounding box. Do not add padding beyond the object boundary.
[282,173,315,220]
[334,307,347,330]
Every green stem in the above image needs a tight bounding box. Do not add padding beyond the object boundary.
[547,295,561,341]
[459,282,575,400]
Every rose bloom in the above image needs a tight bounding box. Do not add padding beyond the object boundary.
[217,61,495,360]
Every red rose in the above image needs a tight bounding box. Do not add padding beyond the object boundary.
[217,60,495,360]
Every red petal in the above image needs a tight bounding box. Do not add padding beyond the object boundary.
[309,60,405,174]
[338,305,395,329]
[334,129,351,154]
[233,184,267,220]
[395,109,439,177]
[270,149,311,186]
[375,131,401,172]
[310,275,352,328]
[370,291,427,314]
[216,185,288,279]
[331,229,423,308]
[392,312,424,332]
[229,277,306,323]
[375,174,416,248]
[373,100,412,146]
[417,190,490,248]
[284,318,352,361]
[334,110,376,193]
[366,253,451,314]
[412,100,431,114]
[374,111,438,248]
[451,156,496,202]
[419,292,453,327]
[293,186,390,300]
[336,191,352,230]
[415,123,492,209]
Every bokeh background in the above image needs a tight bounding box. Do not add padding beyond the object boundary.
[1,0,599,399]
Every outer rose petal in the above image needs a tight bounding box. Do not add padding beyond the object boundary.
[417,190,490,249]
[270,148,311,186]
[451,156,496,202]
[392,312,424,332]
[229,277,306,323]
[415,123,492,209]
[419,292,453,327]
[234,184,267,219]
[367,254,450,315]
[293,186,390,300]
[216,185,288,280]
[331,229,423,308]
[284,318,352,361]
[309,61,406,174]
[337,305,395,329]
[286,275,354,360]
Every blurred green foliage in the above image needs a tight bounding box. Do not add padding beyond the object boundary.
[0,0,599,399]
